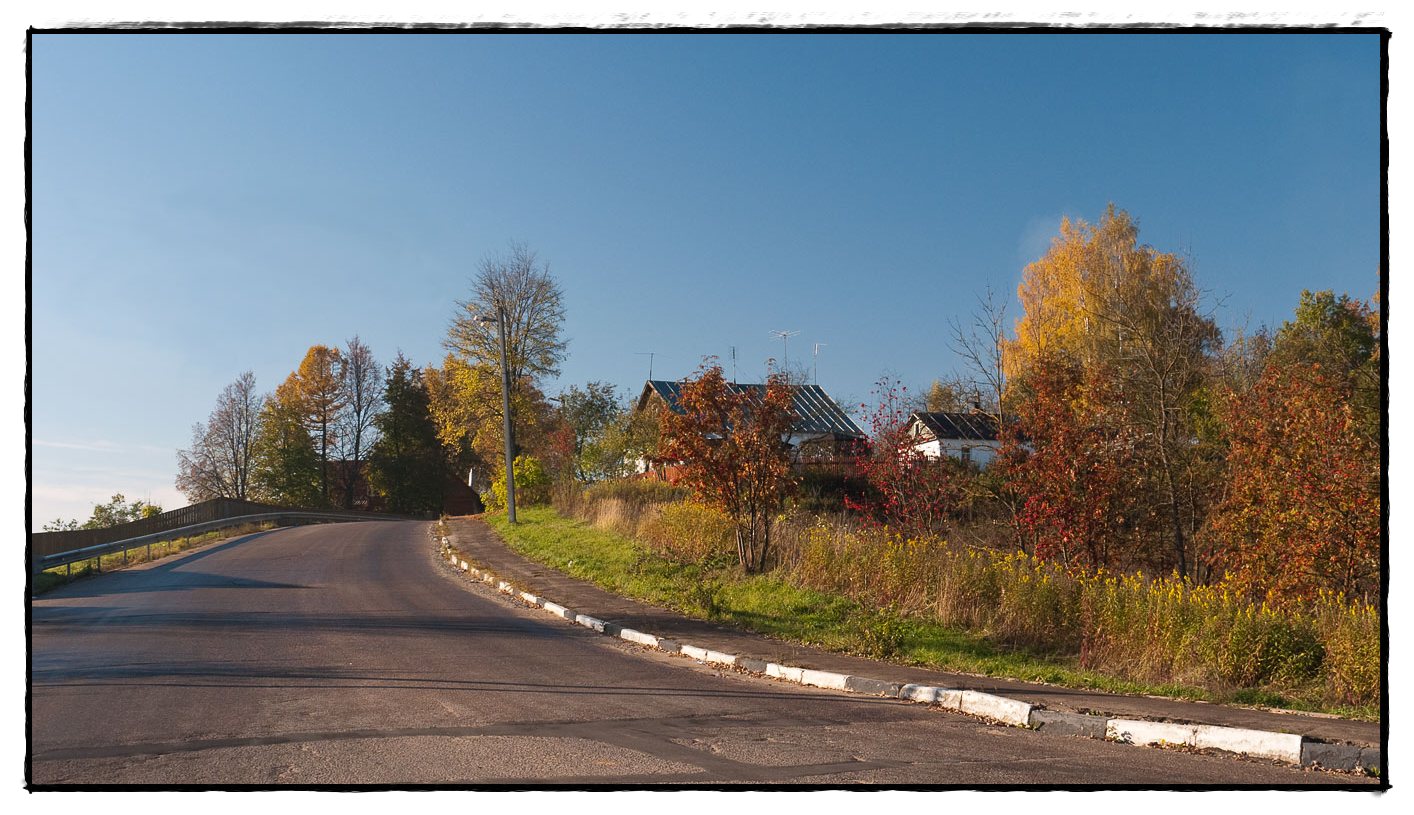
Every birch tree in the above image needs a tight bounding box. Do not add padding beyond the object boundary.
[445,241,567,385]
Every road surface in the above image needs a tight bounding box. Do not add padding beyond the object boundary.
[29,521,1371,786]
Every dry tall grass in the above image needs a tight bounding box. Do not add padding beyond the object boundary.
[556,484,1379,707]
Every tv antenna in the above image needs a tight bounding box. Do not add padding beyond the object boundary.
[729,346,737,383]
[812,342,827,385]
[769,329,800,373]
[635,351,655,380]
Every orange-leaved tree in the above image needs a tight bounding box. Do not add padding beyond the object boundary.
[1205,291,1381,604]
[1207,361,1379,604]
[656,362,797,573]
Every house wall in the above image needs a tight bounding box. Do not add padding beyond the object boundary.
[912,438,1000,466]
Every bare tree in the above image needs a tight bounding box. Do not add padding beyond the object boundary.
[334,336,384,509]
[176,371,263,501]
[947,286,1009,425]
[445,242,567,385]
[945,287,1023,542]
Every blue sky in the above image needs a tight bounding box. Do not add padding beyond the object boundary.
[29,32,1381,523]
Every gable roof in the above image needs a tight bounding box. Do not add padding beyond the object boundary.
[910,411,999,442]
[637,380,866,440]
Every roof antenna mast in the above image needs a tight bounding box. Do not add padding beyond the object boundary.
[812,342,826,385]
[729,346,737,383]
[769,329,800,376]
[636,351,655,380]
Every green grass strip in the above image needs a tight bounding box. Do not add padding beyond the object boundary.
[483,506,1373,720]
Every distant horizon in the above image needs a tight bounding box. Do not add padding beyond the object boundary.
[28,30,1382,524]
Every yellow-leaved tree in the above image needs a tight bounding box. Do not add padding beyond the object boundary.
[1002,205,1221,578]
[424,353,554,498]
[293,345,346,504]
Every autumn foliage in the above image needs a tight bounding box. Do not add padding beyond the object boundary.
[1002,205,1221,579]
[655,362,797,573]
[845,378,966,539]
[1205,361,1380,604]
[998,356,1146,571]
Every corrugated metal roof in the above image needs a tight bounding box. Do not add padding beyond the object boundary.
[643,380,866,439]
[912,411,999,442]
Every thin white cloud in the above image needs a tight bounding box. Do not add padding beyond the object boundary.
[1017,213,1066,267]
[33,439,173,454]
[33,438,121,452]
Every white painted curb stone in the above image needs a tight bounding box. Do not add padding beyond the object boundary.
[766,663,804,683]
[575,614,607,633]
[900,684,963,707]
[1107,719,1198,748]
[959,690,1033,727]
[618,628,659,648]
[1194,724,1303,764]
[680,644,710,661]
[800,669,850,691]
[680,644,737,666]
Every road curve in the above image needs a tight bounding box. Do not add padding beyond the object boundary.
[29,521,1370,786]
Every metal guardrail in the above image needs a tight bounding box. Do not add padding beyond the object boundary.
[34,498,314,558]
[31,498,417,573]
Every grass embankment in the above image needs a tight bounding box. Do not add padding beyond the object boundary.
[483,504,1376,720]
[34,522,277,595]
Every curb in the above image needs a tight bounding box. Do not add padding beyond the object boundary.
[437,535,1378,775]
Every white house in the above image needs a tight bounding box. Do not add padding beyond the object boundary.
[905,410,1002,466]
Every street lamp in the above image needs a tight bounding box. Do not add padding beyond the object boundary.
[478,307,517,524]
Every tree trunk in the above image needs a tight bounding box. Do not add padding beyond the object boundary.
[320,417,329,506]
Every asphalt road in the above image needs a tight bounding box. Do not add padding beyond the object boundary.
[29,520,1372,787]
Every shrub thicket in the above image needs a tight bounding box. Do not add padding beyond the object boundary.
[484,455,552,510]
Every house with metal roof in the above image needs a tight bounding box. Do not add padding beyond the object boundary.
[633,379,866,463]
[905,410,1002,466]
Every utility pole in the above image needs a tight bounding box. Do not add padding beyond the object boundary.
[480,308,517,524]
